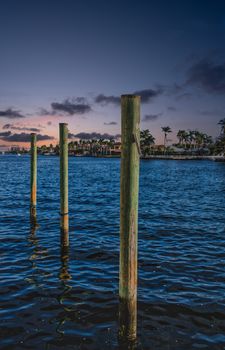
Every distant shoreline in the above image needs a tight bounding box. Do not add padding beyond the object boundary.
[141,155,225,161]
[1,153,225,161]
[46,154,225,161]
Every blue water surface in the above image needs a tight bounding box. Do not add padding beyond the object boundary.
[0,155,225,349]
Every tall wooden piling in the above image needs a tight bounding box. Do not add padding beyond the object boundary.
[30,133,37,218]
[119,95,140,341]
[59,123,69,235]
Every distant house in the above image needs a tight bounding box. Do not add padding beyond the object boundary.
[110,142,121,156]
[11,146,21,152]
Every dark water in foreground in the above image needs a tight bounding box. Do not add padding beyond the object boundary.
[0,155,225,349]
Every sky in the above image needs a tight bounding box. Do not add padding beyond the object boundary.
[0,0,225,148]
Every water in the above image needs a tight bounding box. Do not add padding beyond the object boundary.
[0,155,225,349]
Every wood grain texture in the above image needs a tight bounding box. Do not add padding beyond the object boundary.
[30,133,37,217]
[119,95,140,340]
[59,123,69,234]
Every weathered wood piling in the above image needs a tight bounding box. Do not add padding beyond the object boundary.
[60,237,71,281]
[30,133,37,219]
[59,123,69,236]
[119,95,140,341]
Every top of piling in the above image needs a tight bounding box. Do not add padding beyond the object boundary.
[59,123,68,126]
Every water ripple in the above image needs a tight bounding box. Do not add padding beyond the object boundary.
[0,156,225,349]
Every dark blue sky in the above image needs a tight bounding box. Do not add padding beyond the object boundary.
[0,0,225,145]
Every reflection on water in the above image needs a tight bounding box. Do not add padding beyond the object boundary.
[28,220,39,269]
[59,230,71,281]
[30,204,37,219]
[0,156,225,349]
[119,298,137,349]
[30,205,37,227]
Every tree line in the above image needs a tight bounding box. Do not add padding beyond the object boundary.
[9,118,224,156]
[140,118,225,156]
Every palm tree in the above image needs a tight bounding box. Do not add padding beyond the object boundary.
[161,126,172,153]
[182,131,190,149]
[55,144,59,155]
[40,144,47,153]
[177,130,189,148]
[98,138,104,155]
[177,130,184,145]
[194,131,205,153]
[108,138,115,155]
[203,134,213,149]
[140,129,155,156]
[218,118,225,135]
[188,130,196,149]
[214,134,225,155]
[68,141,74,152]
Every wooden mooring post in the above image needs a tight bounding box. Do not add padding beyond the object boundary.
[59,237,71,281]
[59,123,69,237]
[119,95,140,341]
[30,133,37,219]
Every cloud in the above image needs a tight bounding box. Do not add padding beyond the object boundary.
[104,121,117,125]
[168,106,177,111]
[0,131,11,137]
[51,98,91,115]
[95,88,164,106]
[95,94,120,105]
[0,132,55,142]
[47,121,52,125]
[68,132,120,140]
[133,88,163,103]
[73,97,87,104]
[38,97,91,116]
[0,108,25,119]
[142,113,162,122]
[2,124,41,132]
[186,59,225,94]
[38,108,57,116]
